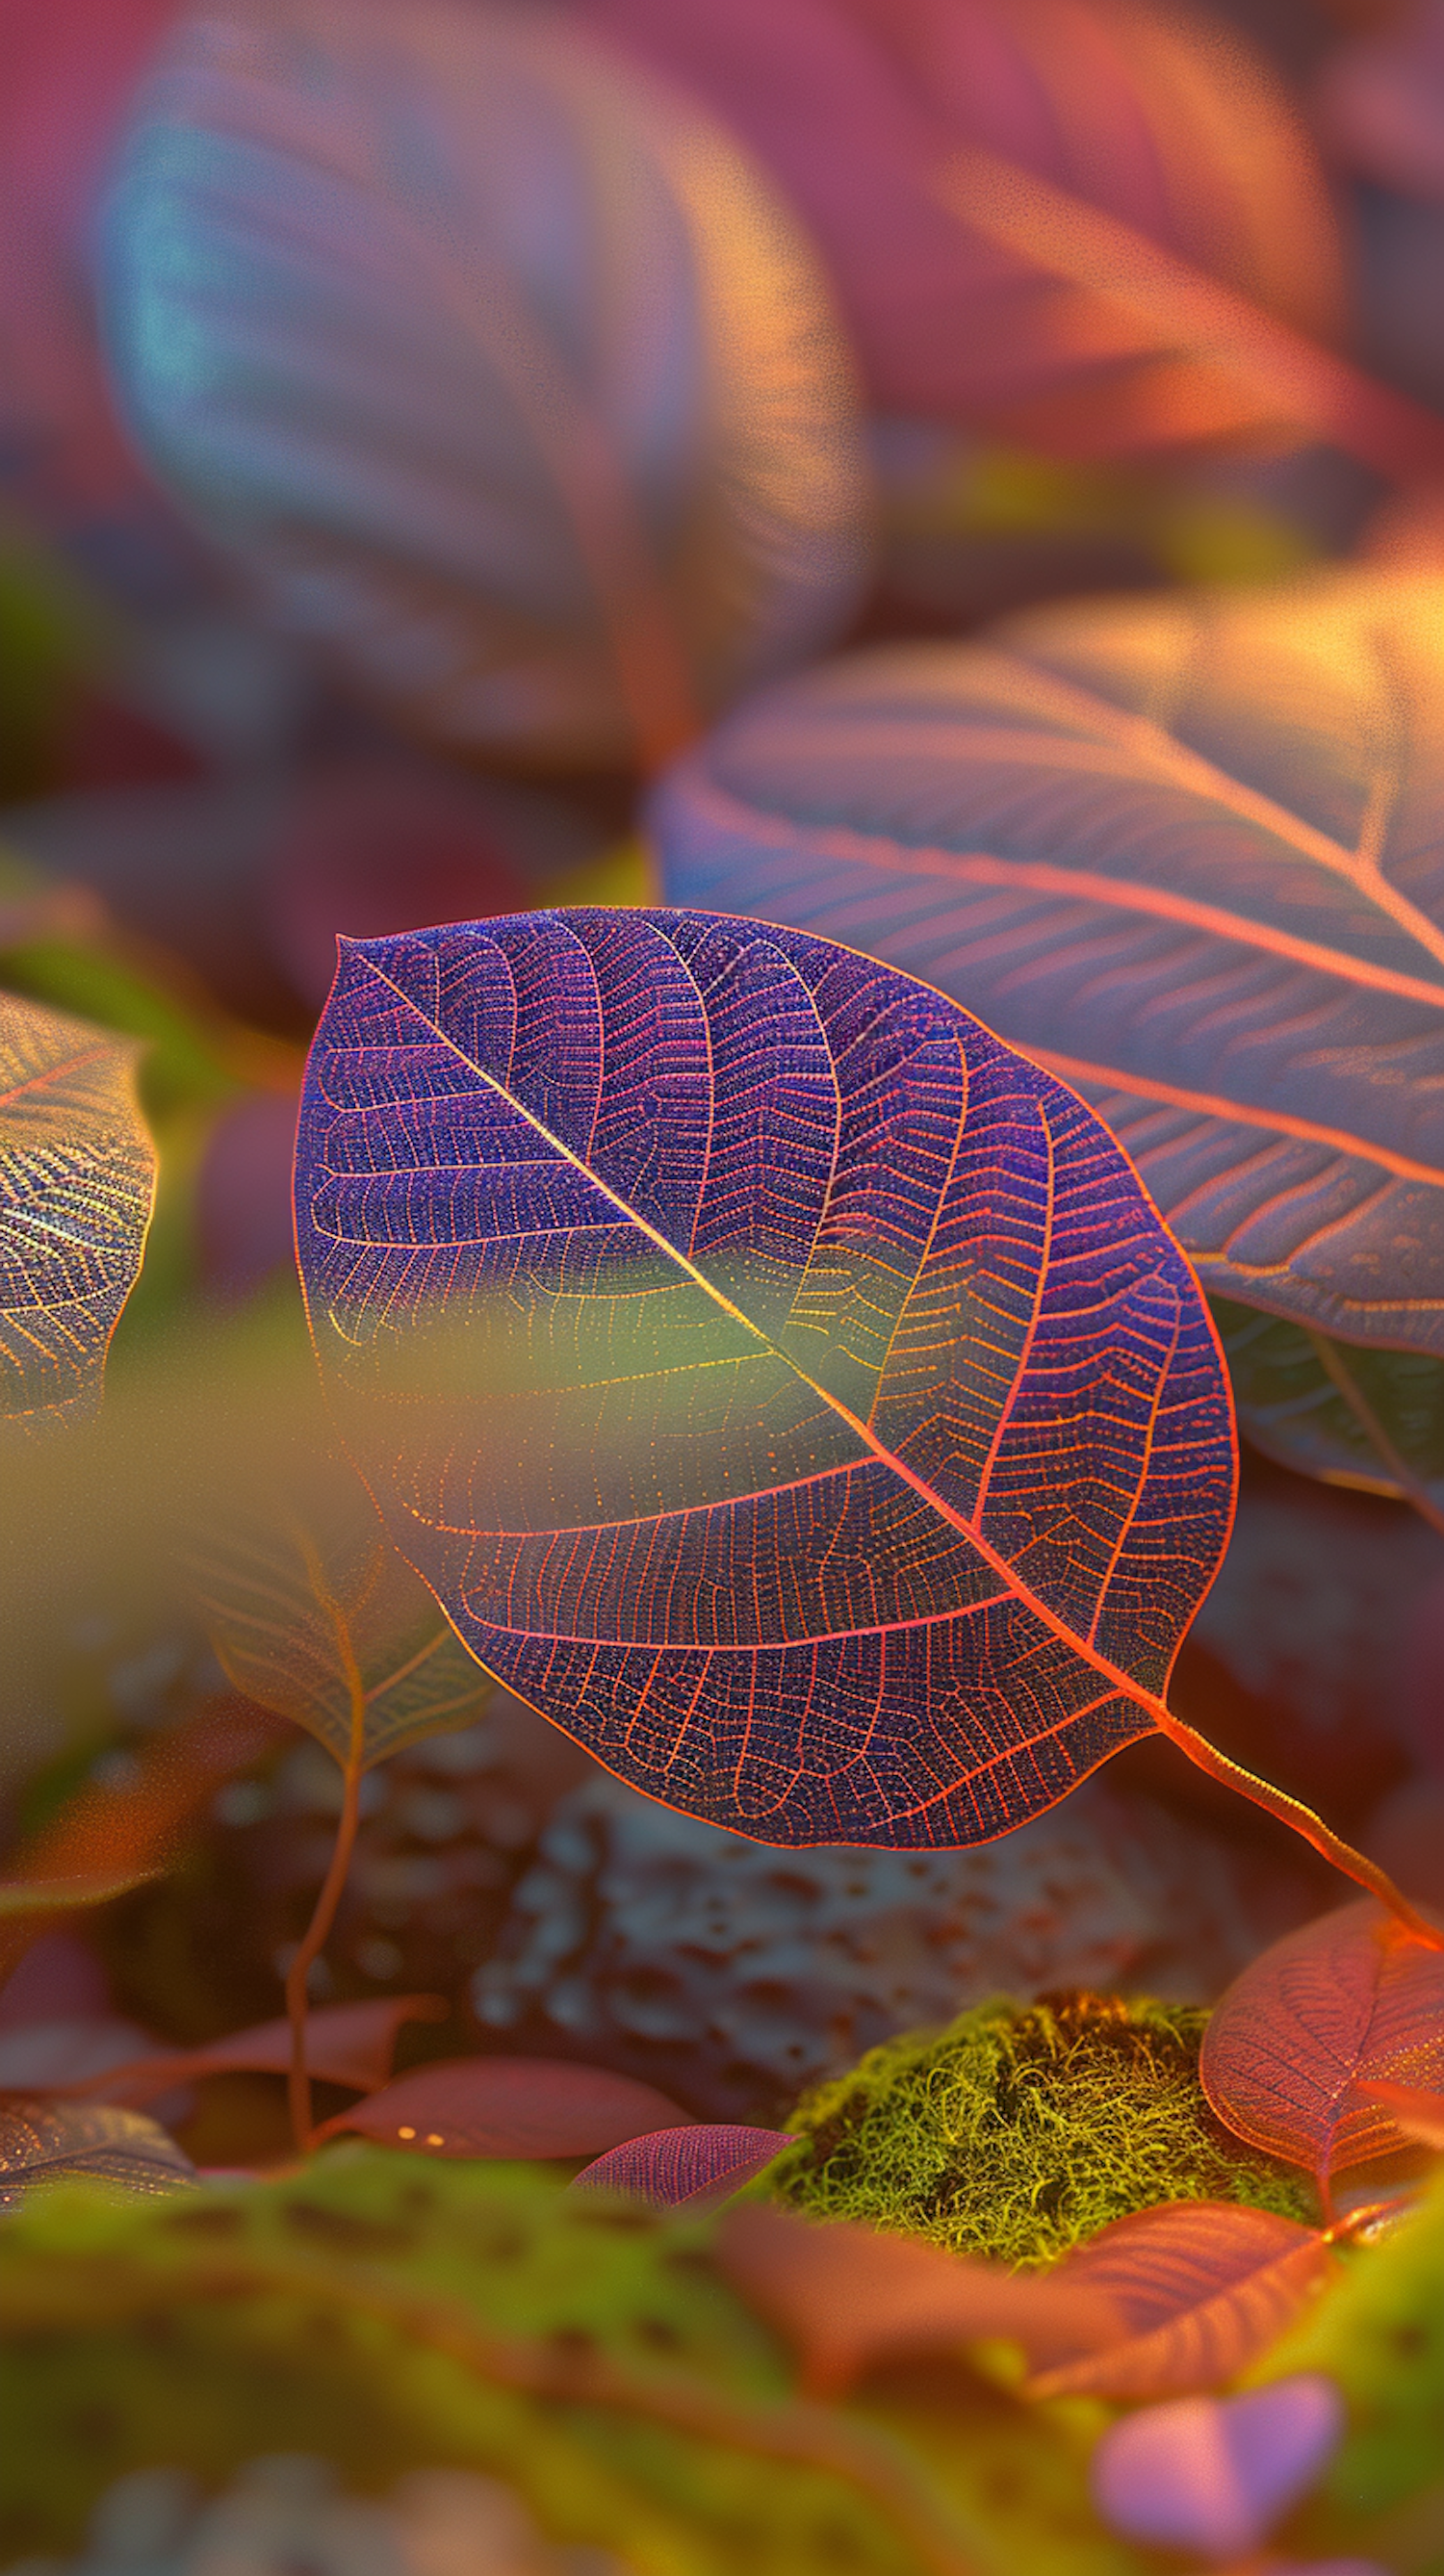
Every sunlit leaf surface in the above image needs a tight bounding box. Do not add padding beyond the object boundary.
[96,0,869,770]
[0,2099,193,2210]
[1030,2202,1335,2399]
[656,570,1444,1354]
[293,908,1234,1848]
[1200,1899,1444,2187]
[574,0,1352,453]
[191,1456,494,1771]
[0,990,154,1431]
[715,2202,1116,2393]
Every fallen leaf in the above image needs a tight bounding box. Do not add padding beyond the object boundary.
[1028,2202,1337,2399]
[313,2057,695,2158]
[571,2125,793,2210]
[1355,2079,1444,2152]
[294,910,1237,1852]
[575,0,1354,454]
[654,567,1444,1357]
[0,2097,194,2209]
[1200,1899,1444,2190]
[54,1995,449,2108]
[715,2202,1118,2395]
[0,1697,284,1989]
[1091,2374,1345,2558]
[97,0,868,770]
[0,988,156,1433]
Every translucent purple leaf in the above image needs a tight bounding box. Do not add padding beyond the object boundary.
[1092,2374,1345,2557]
[571,2124,793,2209]
[293,908,1236,1848]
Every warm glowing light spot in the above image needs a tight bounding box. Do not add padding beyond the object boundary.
[426,2132,445,2146]
[398,2125,416,2139]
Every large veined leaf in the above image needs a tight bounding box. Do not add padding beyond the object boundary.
[654,568,1444,1361]
[95,0,870,773]
[571,0,1348,446]
[190,1453,494,1771]
[293,906,1235,1850]
[0,989,155,1431]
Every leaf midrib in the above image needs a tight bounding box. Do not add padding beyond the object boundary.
[343,946,1179,1732]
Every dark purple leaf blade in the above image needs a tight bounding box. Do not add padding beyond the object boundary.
[1199,1898,1444,2187]
[653,573,1444,1354]
[293,907,1235,1848]
[571,2124,792,2209]
[312,2056,694,2157]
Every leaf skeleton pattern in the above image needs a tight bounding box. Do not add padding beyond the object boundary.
[295,909,1234,1847]
[653,572,1444,1352]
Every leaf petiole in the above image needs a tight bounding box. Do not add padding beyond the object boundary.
[284,1521,370,2151]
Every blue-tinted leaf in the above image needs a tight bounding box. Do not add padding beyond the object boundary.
[654,569,1444,1353]
[0,992,155,1431]
[96,0,870,771]
[293,907,1234,1848]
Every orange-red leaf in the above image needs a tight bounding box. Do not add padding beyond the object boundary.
[1356,2078,1444,2152]
[313,2056,694,2159]
[0,1698,285,1988]
[56,1995,448,2107]
[1200,1898,1444,2187]
[1027,2202,1336,2400]
[714,2203,1117,2397]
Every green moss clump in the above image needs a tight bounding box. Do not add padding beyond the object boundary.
[769,1991,1316,2266]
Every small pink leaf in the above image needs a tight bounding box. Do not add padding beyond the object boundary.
[1092,2375,1345,2558]
[715,2202,1118,2397]
[313,2056,694,2158]
[1200,1899,1444,2187]
[1355,2078,1444,2152]
[1029,2202,1336,2400]
[572,2124,792,2210]
[58,1996,448,2106]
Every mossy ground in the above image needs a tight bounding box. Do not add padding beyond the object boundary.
[769,1990,1317,2265]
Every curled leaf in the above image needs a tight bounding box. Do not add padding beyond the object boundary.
[571,2125,792,2210]
[0,1698,283,1989]
[575,0,1351,452]
[0,2098,194,2209]
[57,1995,448,2108]
[0,989,156,1433]
[313,2056,694,2158]
[1091,2374,1345,2558]
[715,2202,1117,2395]
[1200,1899,1444,2189]
[1354,2079,1444,2152]
[294,908,1236,1849]
[191,1454,493,1773]
[1028,2202,1336,2400]
[97,0,869,770]
[655,568,1444,1355]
